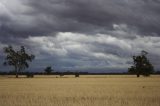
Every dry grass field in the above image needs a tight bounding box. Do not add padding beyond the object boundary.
[0,75,160,106]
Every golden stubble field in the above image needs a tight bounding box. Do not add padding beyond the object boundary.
[0,75,160,106]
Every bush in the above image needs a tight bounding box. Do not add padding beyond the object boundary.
[60,73,64,77]
[26,73,34,78]
[75,73,79,77]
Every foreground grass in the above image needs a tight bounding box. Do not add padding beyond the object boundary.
[0,75,160,106]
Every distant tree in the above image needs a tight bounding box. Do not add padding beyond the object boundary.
[155,71,160,74]
[60,72,64,77]
[128,50,154,77]
[26,72,34,78]
[44,66,53,74]
[3,46,35,78]
[75,72,79,77]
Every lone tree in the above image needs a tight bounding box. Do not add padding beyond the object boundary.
[3,46,35,78]
[128,50,154,77]
[44,66,53,75]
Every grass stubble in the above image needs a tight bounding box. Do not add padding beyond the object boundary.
[0,75,160,106]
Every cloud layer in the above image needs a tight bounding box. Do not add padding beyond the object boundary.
[0,0,160,72]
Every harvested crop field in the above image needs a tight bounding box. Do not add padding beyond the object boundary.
[0,75,160,106]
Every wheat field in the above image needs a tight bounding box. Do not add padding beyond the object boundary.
[0,75,160,106]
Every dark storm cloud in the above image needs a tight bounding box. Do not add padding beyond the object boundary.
[26,0,160,35]
[0,0,160,39]
[0,0,160,72]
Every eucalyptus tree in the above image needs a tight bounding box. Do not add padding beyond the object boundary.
[3,46,35,78]
[44,66,53,75]
[128,51,154,77]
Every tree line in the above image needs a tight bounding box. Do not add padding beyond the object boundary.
[2,45,155,78]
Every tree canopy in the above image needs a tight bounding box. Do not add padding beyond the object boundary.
[44,66,53,74]
[128,50,154,77]
[3,46,35,78]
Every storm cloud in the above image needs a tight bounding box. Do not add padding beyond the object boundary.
[0,0,160,72]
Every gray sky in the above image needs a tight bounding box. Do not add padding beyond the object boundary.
[0,0,160,72]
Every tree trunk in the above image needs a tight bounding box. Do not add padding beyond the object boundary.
[137,74,140,77]
[15,66,18,78]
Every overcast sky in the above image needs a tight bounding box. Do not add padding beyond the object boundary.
[0,0,160,72]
